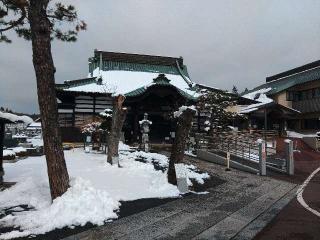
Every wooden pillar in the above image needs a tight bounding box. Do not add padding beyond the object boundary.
[0,122,5,181]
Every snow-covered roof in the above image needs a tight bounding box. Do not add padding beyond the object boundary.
[26,122,42,129]
[239,88,274,114]
[63,68,199,99]
[57,51,204,100]
[0,111,34,125]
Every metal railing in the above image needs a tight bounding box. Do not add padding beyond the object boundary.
[195,130,286,171]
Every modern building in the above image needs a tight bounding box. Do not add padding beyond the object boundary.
[243,60,320,131]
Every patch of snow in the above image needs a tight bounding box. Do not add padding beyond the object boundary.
[184,150,196,157]
[0,178,119,239]
[10,147,27,154]
[240,88,274,114]
[26,122,41,130]
[3,150,15,157]
[242,88,272,101]
[0,112,33,125]
[0,145,210,238]
[12,134,27,139]
[26,136,43,147]
[139,119,152,125]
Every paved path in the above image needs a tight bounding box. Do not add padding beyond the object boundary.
[254,149,320,240]
[63,156,296,240]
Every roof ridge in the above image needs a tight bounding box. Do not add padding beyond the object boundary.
[94,50,184,67]
[266,59,320,82]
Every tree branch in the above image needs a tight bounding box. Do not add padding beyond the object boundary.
[0,0,27,32]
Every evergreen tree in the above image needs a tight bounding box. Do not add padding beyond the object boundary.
[232,85,239,95]
[0,0,86,199]
[242,87,249,94]
[197,89,242,133]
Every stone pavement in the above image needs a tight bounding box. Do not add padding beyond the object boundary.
[254,149,320,240]
[63,156,297,240]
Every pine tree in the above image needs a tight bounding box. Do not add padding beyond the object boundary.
[197,89,240,133]
[242,87,249,94]
[232,85,239,95]
[0,0,86,200]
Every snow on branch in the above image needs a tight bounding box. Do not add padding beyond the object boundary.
[173,105,197,118]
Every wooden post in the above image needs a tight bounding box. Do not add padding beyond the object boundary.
[0,123,5,183]
[168,107,196,185]
[107,95,127,165]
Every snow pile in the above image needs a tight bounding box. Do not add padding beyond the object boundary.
[173,105,197,118]
[0,144,209,238]
[119,141,131,151]
[3,150,15,157]
[0,112,33,125]
[10,147,27,154]
[0,178,119,239]
[27,136,43,147]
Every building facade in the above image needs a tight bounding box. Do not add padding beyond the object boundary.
[243,60,320,132]
[56,50,201,143]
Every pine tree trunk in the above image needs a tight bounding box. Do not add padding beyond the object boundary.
[28,0,69,199]
[168,108,195,185]
[0,123,5,183]
[107,95,127,164]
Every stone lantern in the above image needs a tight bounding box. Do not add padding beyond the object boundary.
[139,113,152,152]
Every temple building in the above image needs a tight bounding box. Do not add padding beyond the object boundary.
[242,60,320,132]
[56,50,203,142]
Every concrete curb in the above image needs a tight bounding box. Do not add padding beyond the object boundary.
[197,150,259,174]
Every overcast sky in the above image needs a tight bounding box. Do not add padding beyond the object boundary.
[1,0,320,113]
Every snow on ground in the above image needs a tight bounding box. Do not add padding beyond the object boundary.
[0,144,209,239]
[26,135,43,147]
[10,147,27,154]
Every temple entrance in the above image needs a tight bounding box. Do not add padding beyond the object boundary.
[124,84,195,144]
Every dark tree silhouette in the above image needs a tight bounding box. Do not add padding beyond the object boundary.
[0,0,86,199]
[232,85,239,95]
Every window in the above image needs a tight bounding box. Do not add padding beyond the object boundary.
[58,113,73,127]
[287,91,294,101]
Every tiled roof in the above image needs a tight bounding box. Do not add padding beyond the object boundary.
[125,74,197,100]
[245,66,320,96]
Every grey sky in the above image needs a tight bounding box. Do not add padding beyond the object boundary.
[1,0,320,113]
